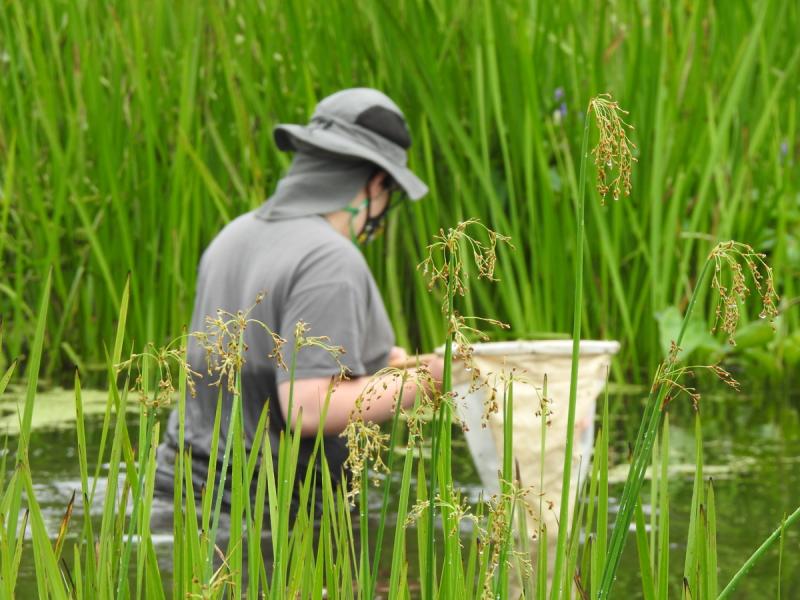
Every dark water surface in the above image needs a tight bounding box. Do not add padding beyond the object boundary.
[8,388,800,598]
[607,390,800,598]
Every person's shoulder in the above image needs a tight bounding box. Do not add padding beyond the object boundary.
[301,217,366,261]
[198,211,257,263]
[288,217,371,282]
[205,211,261,246]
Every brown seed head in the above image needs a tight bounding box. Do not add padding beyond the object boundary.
[588,94,637,205]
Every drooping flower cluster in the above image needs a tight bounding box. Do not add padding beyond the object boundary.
[588,94,637,204]
[191,292,287,394]
[290,320,348,380]
[117,339,200,411]
[342,365,438,503]
[419,219,511,301]
[479,478,535,599]
[419,219,512,412]
[655,352,740,411]
[342,412,390,503]
[709,241,779,345]
[403,487,480,541]
[655,241,779,410]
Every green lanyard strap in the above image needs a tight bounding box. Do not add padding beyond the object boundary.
[344,198,370,245]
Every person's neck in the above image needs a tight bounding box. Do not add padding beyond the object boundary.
[325,193,367,238]
[325,211,352,238]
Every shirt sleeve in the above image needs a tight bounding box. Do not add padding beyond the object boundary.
[276,279,369,383]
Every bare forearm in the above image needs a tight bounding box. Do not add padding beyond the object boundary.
[321,370,425,434]
[278,369,428,436]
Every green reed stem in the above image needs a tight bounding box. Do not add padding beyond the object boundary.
[598,258,713,598]
[270,335,302,596]
[495,380,513,597]
[441,269,456,594]
[425,395,441,597]
[359,465,370,598]
[426,247,455,597]
[368,373,408,597]
[206,374,240,582]
[718,504,800,599]
[6,270,50,554]
[550,103,591,600]
[116,407,156,599]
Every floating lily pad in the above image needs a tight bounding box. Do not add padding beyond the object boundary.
[0,387,136,435]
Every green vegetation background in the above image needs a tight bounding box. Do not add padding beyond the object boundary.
[2,0,798,383]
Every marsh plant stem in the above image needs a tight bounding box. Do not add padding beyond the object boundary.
[598,259,713,597]
[368,373,408,598]
[116,409,156,599]
[550,104,591,600]
[426,249,456,598]
[718,504,800,599]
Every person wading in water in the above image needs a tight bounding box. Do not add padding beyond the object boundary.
[155,88,444,515]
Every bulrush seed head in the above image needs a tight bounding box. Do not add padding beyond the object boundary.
[655,360,741,411]
[419,219,512,299]
[418,219,512,413]
[404,489,479,537]
[291,320,348,380]
[709,241,779,345]
[477,367,528,428]
[191,293,287,394]
[655,241,778,410]
[588,93,637,205]
[191,293,349,399]
[479,479,535,598]
[117,339,200,411]
[342,365,437,503]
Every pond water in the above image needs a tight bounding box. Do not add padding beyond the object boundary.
[607,389,800,597]
[6,387,800,598]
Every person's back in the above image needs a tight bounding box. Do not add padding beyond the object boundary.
[156,210,394,507]
[154,87,443,515]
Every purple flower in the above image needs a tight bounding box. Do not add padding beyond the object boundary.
[780,140,788,159]
[554,87,564,102]
[559,102,567,118]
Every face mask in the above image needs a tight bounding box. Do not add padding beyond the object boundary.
[358,195,393,243]
[344,175,402,245]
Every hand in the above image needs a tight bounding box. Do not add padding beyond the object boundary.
[386,349,445,393]
[418,355,445,393]
[387,346,409,367]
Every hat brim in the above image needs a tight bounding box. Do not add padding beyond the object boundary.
[274,124,429,201]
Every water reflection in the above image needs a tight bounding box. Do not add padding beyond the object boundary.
[8,390,800,598]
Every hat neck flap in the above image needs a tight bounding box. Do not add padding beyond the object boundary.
[256,151,376,221]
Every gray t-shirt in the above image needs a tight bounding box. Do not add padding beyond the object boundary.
[156,211,395,505]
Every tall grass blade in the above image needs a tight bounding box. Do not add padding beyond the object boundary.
[634,496,656,600]
[6,269,50,557]
[705,481,718,599]
[551,99,591,600]
[21,464,69,599]
[683,413,705,597]
[718,504,800,599]
[657,416,670,600]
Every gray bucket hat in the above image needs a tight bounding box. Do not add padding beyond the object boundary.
[273,88,428,200]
